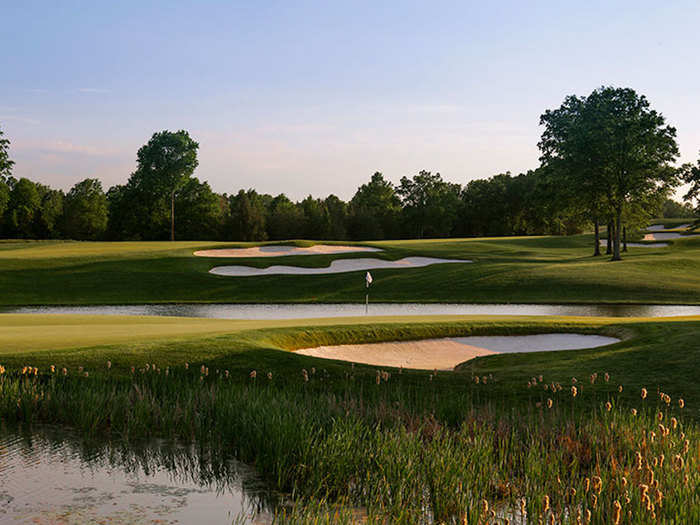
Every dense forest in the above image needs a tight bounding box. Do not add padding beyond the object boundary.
[1,87,698,253]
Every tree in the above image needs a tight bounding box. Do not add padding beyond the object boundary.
[397,171,461,238]
[62,179,109,240]
[324,194,348,240]
[228,189,268,241]
[6,178,40,238]
[301,195,330,239]
[131,130,199,241]
[539,87,679,260]
[36,187,64,238]
[172,178,226,240]
[347,172,401,240]
[681,153,700,220]
[267,194,305,240]
[0,125,14,180]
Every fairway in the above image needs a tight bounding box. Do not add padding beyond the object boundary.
[2,234,700,305]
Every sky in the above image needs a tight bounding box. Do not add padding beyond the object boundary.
[2,1,699,200]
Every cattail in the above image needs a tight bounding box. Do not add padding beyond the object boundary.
[621,476,628,488]
[569,487,576,498]
[584,477,590,493]
[604,372,610,382]
[657,411,663,422]
[107,361,112,369]
[671,417,678,429]
[618,385,623,393]
[184,362,189,369]
[482,375,487,384]
[302,369,309,382]
[612,500,621,525]
[224,370,230,378]
[584,509,591,524]
[659,454,665,467]
[62,367,67,376]
[200,365,205,374]
[547,513,555,525]
[249,370,256,379]
[641,387,648,399]
[571,386,578,397]
[592,476,602,494]
[130,366,135,374]
[572,377,577,384]
[267,371,272,380]
[476,376,480,384]
[605,401,612,412]
[543,495,550,513]
[683,439,690,454]
[547,398,553,409]
[480,499,489,515]
[590,493,597,509]
[538,375,543,383]
[78,366,84,373]
[84,371,89,377]
[375,373,381,385]
[519,497,527,515]
[679,398,685,408]
[631,408,638,416]
[635,452,643,470]
[590,373,597,384]
[50,365,55,373]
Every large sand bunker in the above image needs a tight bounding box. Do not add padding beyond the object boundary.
[296,333,620,370]
[209,256,472,277]
[194,245,382,258]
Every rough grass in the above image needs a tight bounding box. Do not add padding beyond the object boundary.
[1,314,700,523]
[2,234,700,305]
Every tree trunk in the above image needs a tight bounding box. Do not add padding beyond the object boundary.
[612,209,622,261]
[170,190,175,242]
[623,225,628,252]
[593,219,601,256]
[606,221,613,255]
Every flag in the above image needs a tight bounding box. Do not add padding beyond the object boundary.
[365,271,373,287]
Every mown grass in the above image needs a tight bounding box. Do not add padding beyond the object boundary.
[1,314,700,522]
[2,233,700,305]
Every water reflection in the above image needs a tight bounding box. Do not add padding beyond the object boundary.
[0,423,274,524]
[2,302,700,319]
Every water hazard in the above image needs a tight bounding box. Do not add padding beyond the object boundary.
[2,302,700,319]
[0,424,274,524]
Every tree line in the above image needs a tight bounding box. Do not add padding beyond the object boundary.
[1,86,698,259]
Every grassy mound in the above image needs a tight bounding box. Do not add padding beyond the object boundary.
[2,234,700,305]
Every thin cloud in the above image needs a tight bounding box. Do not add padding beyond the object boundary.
[77,88,111,94]
[0,115,40,125]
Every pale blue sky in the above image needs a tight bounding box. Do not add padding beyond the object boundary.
[2,1,699,199]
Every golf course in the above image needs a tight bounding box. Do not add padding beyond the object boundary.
[2,231,700,523]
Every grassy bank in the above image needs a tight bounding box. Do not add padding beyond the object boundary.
[2,234,700,305]
[1,314,700,522]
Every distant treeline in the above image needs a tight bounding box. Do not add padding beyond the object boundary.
[0,169,692,242]
[2,85,699,248]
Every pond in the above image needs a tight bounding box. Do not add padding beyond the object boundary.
[2,302,700,319]
[0,423,274,524]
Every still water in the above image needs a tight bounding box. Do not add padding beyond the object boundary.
[2,302,700,319]
[0,424,274,524]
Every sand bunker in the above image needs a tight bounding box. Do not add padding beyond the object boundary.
[209,256,472,277]
[194,245,382,258]
[646,223,691,231]
[296,333,620,370]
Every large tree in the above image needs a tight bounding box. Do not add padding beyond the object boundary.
[131,130,199,241]
[539,87,679,260]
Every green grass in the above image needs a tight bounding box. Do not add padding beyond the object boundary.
[2,233,700,305]
[1,313,699,523]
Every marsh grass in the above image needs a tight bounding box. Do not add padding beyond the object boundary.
[1,362,698,524]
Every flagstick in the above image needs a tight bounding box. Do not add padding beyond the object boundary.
[365,287,368,315]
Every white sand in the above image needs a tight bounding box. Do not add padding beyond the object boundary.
[209,256,472,277]
[296,334,620,370]
[296,339,495,370]
[194,245,382,258]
